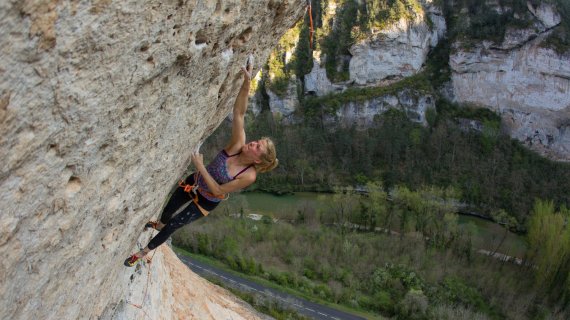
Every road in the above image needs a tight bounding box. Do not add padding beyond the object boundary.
[177,254,366,320]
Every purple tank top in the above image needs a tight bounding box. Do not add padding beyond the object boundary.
[196,150,252,202]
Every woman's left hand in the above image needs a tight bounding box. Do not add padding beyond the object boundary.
[191,152,204,169]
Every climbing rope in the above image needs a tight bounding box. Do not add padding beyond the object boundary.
[307,0,314,50]
[126,244,158,320]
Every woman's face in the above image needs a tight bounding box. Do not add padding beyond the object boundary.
[243,139,267,162]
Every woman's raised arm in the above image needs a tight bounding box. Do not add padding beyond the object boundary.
[225,57,254,154]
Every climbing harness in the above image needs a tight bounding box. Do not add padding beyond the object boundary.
[178,172,228,204]
[306,0,314,49]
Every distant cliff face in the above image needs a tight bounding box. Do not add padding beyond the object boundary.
[0,0,304,319]
[264,0,442,126]
[450,3,570,160]
[302,0,445,95]
[349,1,446,86]
[325,90,435,127]
[264,1,569,160]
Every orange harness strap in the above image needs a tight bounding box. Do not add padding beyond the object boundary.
[178,180,193,193]
[178,173,226,204]
[178,174,200,204]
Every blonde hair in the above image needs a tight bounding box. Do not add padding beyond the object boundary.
[255,137,278,173]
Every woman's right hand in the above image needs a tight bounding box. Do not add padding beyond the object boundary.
[191,152,204,169]
[242,54,254,80]
[241,66,252,81]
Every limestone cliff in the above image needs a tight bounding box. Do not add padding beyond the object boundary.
[450,2,570,160]
[327,90,435,128]
[262,0,569,160]
[262,0,442,126]
[0,0,304,319]
[266,75,300,120]
[304,54,335,96]
[301,0,445,94]
[349,0,446,86]
[116,244,272,320]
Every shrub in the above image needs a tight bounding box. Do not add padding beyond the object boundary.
[359,291,395,314]
[197,233,211,255]
[438,277,490,314]
[430,304,491,320]
[397,289,429,320]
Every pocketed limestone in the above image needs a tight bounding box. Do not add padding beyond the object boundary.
[0,0,304,318]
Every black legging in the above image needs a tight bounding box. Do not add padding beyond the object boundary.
[146,182,205,250]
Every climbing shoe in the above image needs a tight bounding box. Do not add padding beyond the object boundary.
[144,221,162,231]
[124,253,143,267]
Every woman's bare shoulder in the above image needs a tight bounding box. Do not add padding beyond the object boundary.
[238,167,257,183]
[224,144,243,155]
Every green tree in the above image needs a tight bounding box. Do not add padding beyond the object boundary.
[392,185,460,248]
[266,50,290,97]
[527,199,570,297]
[325,186,358,234]
[294,11,314,79]
[367,181,389,231]
[294,158,311,186]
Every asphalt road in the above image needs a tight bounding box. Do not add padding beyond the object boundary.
[177,254,366,320]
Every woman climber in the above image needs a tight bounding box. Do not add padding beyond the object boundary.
[125,56,278,267]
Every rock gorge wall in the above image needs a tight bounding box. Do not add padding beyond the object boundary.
[450,3,570,161]
[266,0,444,125]
[348,1,446,86]
[0,0,304,319]
[264,1,569,160]
[304,0,446,93]
[327,90,435,127]
[450,36,570,161]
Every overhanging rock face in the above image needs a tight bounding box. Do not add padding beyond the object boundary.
[0,0,304,318]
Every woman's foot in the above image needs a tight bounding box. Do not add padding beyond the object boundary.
[144,221,164,231]
[123,250,147,267]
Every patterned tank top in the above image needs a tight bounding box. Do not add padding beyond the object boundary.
[196,150,252,202]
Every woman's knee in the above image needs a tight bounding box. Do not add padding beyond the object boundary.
[167,210,202,229]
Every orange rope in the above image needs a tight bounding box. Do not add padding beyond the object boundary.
[307,1,314,49]
[126,243,158,320]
